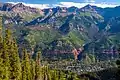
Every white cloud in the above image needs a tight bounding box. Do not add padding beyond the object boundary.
[7,1,118,9]
[85,0,95,3]
[90,3,118,8]
[55,2,118,8]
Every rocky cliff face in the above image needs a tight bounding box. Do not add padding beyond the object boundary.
[0,3,13,11]
[0,3,44,23]
[11,3,43,14]
[0,3,43,14]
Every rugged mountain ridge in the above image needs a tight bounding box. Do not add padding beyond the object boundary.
[0,3,44,23]
[0,3,43,13]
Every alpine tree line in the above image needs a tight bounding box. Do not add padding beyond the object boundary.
[0,17,86,80]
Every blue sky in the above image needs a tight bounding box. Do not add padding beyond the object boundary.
[1,0,119,9]
[2,0,120,4]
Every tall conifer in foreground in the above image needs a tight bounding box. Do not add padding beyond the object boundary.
[0,18,10,80]
[35,51,41,80]
[31,59,36,80]
[21,49,32,80]
[9,39,22,80]
[0,16,8,80]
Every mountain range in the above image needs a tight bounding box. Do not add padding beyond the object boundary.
[1,2,120,60]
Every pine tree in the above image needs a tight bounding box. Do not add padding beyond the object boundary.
[0,45,9,80]
[0,16,10,80]
[1,29,12,80]
[35,51,41,80]
[43,66,51,80]
[0,16,3,79]
[31,59,36,80]
[9,39,22,80]
[21,49,32,80]
[47,66,52,80]
[45,68,51,80]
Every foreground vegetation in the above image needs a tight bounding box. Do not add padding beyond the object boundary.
[0,19,99,80]
[0,27,120,80]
